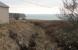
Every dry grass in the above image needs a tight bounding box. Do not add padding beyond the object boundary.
[0,23,20,50]
[0,20,63,50]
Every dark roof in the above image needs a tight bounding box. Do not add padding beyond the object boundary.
[0,1,9,8]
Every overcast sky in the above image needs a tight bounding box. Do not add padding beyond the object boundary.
[0,0,62,14]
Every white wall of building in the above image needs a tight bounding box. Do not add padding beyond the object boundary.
[0,7,9,24]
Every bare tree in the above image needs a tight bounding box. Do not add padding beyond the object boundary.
[55,0,78,50]
[60,0,78,25]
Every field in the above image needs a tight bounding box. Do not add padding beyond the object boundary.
[0,20,74,50]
